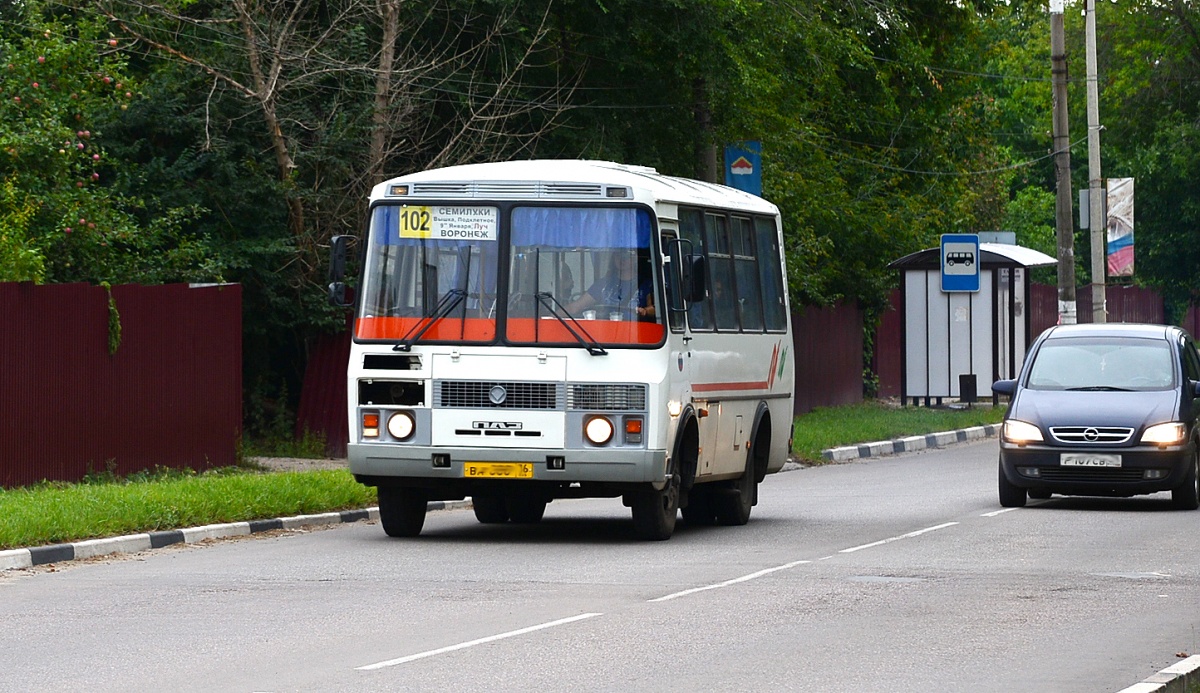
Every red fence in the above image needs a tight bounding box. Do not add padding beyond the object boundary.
[0,282,242,487]
[298,304,866,456]
[792,303,863,414]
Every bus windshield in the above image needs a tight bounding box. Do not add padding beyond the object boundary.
[506,206,664,346]
[357,204,500,343]
[355,203,664,347]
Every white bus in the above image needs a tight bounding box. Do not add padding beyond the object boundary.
[328,160,794,540]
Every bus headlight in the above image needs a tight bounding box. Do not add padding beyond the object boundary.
[584,416,614,445]
[387,411,416,440]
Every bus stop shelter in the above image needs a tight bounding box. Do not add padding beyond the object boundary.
[887,243,1055,406]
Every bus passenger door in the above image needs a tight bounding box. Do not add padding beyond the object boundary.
[665,234,714,477]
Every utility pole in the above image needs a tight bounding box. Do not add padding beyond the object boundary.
[1085,0,1107,322]
[1050,0,1076,325]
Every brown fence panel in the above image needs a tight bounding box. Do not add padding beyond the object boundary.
[1076,284,1164,324]
[295,330,351,457]
[792,303,863,414]
[873,290,903,399]
[0,282,241,487]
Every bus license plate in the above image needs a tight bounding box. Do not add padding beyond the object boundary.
[1060,453,1122,468]
[463,462,534,479]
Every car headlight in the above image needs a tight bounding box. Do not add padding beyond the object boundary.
[584,416,614,445]
[1003,419,1043,444]
[387,411,416,440]
[1141,422,1186,445]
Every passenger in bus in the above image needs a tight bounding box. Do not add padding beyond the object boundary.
[565,252,654,319]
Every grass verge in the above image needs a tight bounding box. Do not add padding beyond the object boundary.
[0,468,374,551]
[790,400,1006,464]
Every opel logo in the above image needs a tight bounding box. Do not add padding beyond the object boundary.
[1084,427,1100,441]
[489,385,507,405]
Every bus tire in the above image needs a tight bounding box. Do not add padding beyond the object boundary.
[630,464,680,541]
[714,455,756,526]
[472,494,509,523]
[506,496,548,523]
[681,485,717,526]
[378,486,428,537]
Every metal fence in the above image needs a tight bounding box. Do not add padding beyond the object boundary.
[0,282,242,487]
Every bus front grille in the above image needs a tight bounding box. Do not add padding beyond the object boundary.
[435,381,562,409]
[567,384,647,411]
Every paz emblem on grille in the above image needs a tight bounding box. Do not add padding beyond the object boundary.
[489,385,507,405]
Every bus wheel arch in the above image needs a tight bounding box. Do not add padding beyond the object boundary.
[750,402,773,484]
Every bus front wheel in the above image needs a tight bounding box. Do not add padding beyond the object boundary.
[630,468,680,541]
[377,486,428,537]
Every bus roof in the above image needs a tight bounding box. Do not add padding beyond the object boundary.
[371,159,779,216]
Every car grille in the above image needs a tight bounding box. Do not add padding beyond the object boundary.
[1035,467,1147,483]
[434,381,561,409]
[567,384,647,411]
[1049,426,1134,444]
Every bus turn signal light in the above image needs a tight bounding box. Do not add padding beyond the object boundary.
[363,413,380,438]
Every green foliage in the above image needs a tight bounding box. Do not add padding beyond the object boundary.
[0,2,224,287]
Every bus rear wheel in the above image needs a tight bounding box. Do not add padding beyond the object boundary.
[714,458,757,526]
[506,496,548,524]
[630,467,680,540]
[377,486,427,537]
[473,494,509,523]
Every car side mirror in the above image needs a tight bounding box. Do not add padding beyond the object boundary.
[992,379,1016,397]
[1193,380,1200,398]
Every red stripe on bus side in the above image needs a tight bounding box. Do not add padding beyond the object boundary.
[693,380,771,392]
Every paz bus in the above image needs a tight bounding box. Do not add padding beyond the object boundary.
[327,160,794,540]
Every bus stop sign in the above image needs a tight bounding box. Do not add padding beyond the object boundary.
[940,233,980,292]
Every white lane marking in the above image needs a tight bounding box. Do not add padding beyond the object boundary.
[649,559,811,603]
[981,507,1019,518]
[356,612,603,671]
[839,522,959,554]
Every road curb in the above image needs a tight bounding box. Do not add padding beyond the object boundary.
[820,424,1001,463]
[0,500,474,573]
[1116,655,1200,693]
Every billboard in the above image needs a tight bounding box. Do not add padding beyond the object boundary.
[1107,177,1134,276]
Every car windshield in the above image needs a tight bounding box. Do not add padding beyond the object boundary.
[1026,336,1176,391]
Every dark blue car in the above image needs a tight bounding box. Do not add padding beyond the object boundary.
[993,323,1200,509]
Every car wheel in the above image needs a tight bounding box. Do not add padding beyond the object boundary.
[377,486,428,537]
[472,494,509,523]
[998,462,1027,508]
[1028,489,1052,500]
[1170,451,1200,511]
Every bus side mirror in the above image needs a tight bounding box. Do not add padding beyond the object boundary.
[328,235,354,308]
[686,255,708,303]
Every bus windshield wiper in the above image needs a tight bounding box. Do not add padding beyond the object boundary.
[535,292,607,356]
[1065,385,1132,391]
[394,289,466,352]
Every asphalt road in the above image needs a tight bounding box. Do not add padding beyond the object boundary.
[2,439,1198,692]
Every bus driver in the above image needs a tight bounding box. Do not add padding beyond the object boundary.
[565,251,654,319]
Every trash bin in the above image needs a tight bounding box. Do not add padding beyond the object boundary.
[959,374,977,404]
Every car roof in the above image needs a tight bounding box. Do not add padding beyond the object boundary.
[1042,323,1177,341]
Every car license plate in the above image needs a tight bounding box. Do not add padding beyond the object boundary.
[463,462,534,479]
[1060,453,1122,468]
